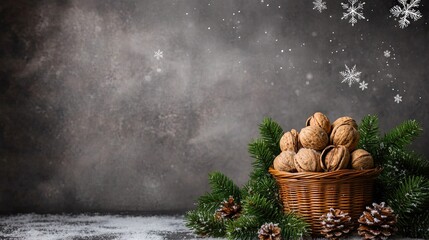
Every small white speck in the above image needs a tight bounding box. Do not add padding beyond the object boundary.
[281,49,284,53]
[185,12,188,15]
[207,27,211,30]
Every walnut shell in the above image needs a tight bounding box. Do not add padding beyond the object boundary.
[294,148,322,172]
[351,149,374,170]
[330,124,360,151]
[299,126,329,151]
[280,129,299,152]
[332,116,358,130]
[320,145,350,171]
[306,112,331,134]
[273,151,297,172]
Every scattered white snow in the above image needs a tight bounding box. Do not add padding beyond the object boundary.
[0,214,216,240]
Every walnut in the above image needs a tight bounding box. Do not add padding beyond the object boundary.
[273,151,297,172]
[320,145,350,171]
[330,124,360,151]
[280,129,299,152]
[351,149,374,170]
[294,148,323,172]
[306,112,331,134]
[299,126,329,151]
[331,116,358,130]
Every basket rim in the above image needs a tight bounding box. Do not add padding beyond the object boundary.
[269,167,382,179]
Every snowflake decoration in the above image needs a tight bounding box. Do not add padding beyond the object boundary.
[394,94,403,103]
[313,0,327,13]
[154,49,163,60]
[340,64,361,87]
[341,0,366,26]
[384,50,391,58]
[390,0,422,28]
[359,81,368,91]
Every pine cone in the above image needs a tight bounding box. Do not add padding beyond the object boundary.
[358,202,398,240]
[215,196,241,220]
[320,208,353,240]
[258,222,282,240]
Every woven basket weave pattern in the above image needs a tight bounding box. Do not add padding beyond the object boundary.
[269,168,382,236]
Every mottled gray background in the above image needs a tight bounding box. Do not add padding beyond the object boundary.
[0,0,428,213]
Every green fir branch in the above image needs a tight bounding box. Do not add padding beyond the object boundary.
[397,209,429,239]
[242,176,279,201]
[226,215,260,240]
[277,213,309,240]
[208,171,241,201]
[185,209,227,237]
[259,117,284,156]
[388,175,429,216]
[196,192,226,212]
[358,115,382,163]
[248,139,274,179]
[383,119,422,150]
[241,194,281,220]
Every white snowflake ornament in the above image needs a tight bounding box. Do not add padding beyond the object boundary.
[384,50,391,58]
[313,0,327,13]
[394,94,403,103]
[340,64,361,87]
[341,0,366,26]
[359,81,368,91]
[390,0,422,29]
[154,49,163,60]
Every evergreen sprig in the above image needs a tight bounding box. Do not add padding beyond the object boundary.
[358,115,429,238]
[186,117,308,239]
[208,171,241,201]
[383,120,422,149]
[259,117,283,156]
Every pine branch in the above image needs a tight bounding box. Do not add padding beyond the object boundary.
[242,176,279,201]
[197,192,226,212]
[248,139,275,179]
[208,172,241,201]
[389,176,429,238]
[241,194,281,220]
[358,115,382,163]
[277,213,309,240]
[259,117,284,156]
[383,119,422,150]
[397,209,429,239]
[185,209,227,237]
[388,175,429,217]
[226,215,260,240]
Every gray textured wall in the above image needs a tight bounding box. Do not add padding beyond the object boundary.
[0,0,428,213]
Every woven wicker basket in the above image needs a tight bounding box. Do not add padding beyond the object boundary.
[269,167,382,236]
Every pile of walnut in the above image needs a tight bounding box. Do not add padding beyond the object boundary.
[273,112,374,173]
